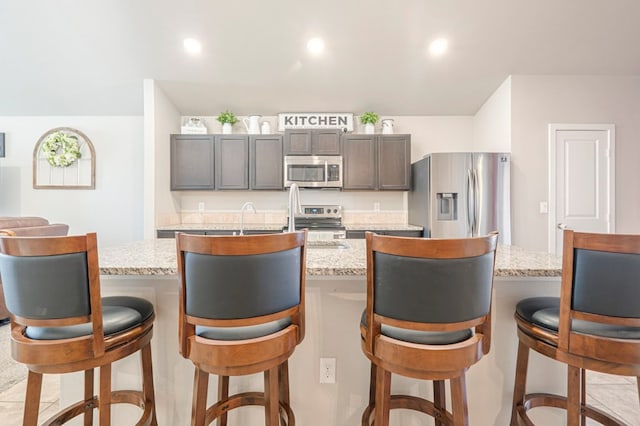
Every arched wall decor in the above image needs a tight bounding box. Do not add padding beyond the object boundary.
[33,127,95,189]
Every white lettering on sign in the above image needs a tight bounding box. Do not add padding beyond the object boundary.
[278,113,354,131]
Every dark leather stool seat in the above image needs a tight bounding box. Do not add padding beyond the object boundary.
[0,233,157,426]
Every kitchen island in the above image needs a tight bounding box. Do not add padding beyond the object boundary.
[63,239,566,425]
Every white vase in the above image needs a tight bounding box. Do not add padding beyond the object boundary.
[222,123,232,134]
[364,123,375,134]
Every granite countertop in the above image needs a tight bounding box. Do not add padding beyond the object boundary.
[157,224,423,232]
[157,223,285,231]
[99,239,562,278]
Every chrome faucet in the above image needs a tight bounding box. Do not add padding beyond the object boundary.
[287,183,302,232]
[239,201,256,235]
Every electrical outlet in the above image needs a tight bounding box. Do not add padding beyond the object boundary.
[319,357,336,383]
[373,202,380,212]
[198,202,205,212]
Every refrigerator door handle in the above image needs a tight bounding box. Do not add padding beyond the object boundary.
[473,169,480,236]
[466,169,474,236]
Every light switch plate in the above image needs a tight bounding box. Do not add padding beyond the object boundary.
[0,133,5,157]
[539,201,548,214]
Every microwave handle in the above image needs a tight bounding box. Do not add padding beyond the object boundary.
[325,161,328,184]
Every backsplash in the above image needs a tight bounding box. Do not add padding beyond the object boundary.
[157,209,407,227]
[158,190,408,226]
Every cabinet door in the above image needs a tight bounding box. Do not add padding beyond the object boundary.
[342,135,377,190]
[250,135,283,190]
[284,130,312,155]
[382,230,423,237]
[205,230,236,235]
[378,135,411,190]
[170,135,215,190]
[215,135,249,189]
[312,129,341,155]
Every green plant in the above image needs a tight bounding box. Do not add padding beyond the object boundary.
[360,111,379,125]
[216,110,238,125]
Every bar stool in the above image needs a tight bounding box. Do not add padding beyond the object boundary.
[0,233,157,426]
[360,231,498,426]
[176,230,307,426]
[511,230,640,425]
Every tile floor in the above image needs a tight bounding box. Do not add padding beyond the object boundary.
[0,371,637,425]
[0,373,60,426]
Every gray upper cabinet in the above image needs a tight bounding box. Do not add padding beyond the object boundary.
[284,129,341,155]
[170,135,215,190]
[342,134,411,190]
[215,135,249,190]
[250,135,283,190]
[378,134,411,190]
[342,134,377,190]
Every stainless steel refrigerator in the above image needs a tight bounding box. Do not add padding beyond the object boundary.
[408,152,511,244]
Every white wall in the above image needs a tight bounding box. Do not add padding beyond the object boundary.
[510,75,640,251]
[473,76,511,152]
[0,116,143,246]
[145,80,181,237]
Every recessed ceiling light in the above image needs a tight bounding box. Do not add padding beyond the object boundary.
[183,38,202,55]
[428,38,448,56]
[307,37,325,56]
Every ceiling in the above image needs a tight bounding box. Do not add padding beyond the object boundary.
[1,0,639,117]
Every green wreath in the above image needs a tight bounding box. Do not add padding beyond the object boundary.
[41,131,82,167]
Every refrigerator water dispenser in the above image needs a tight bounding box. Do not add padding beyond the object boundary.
[437,193,457,220]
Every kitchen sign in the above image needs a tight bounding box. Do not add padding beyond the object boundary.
[278,112,354,131]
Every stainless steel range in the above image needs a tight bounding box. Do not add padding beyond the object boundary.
[285,204,346,240]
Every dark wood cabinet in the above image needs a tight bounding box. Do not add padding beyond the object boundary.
[342,134,410,191]
[157,230,205,238]
[171,134,284,191]
[170,135,215,190]
[284,129,341,155]
[250,135,283,190]
[342,134,377,190]
[378,135,411,190]
[170,132,408,192]
[157,229,282,238]
[215,135,249,190]
[346,229,423,239]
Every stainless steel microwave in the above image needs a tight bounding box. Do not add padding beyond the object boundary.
[284,156,343,188]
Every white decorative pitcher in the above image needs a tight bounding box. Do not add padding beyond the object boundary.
[381,119,394,134]
[243,115,262,134]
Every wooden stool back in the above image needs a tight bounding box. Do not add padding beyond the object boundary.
[176,230,307,426]
[361,231,498,426]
